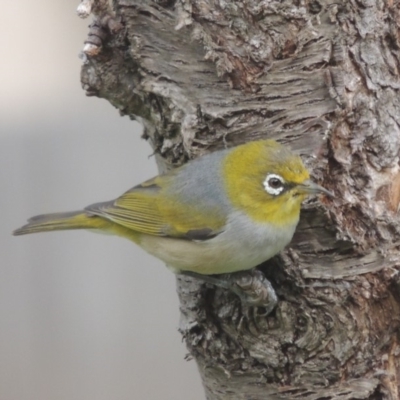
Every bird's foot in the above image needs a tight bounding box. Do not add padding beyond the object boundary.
[179,269,278,316]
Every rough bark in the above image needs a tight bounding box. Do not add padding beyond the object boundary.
[77,0,400,398]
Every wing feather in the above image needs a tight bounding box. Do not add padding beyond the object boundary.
[85,174,226,240]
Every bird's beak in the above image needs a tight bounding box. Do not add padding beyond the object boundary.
[297,180,334,198]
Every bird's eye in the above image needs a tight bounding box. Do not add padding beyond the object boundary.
[263,174,285,195]
[268,177,283,189]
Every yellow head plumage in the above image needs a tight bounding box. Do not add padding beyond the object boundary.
[223,140,320,226]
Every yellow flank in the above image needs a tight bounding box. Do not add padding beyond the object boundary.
[86,215,144,243]
[222,140,310,227]
[105,221,143,243]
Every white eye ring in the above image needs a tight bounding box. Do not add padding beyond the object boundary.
[263,174,285,195]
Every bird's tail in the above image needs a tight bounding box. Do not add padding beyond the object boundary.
[13,211,98,236]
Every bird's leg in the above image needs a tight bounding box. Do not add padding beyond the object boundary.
[179,269,278,315]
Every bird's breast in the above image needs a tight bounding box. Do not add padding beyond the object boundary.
[137,210,298,275]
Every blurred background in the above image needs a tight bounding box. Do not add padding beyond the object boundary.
[1,2,204,399]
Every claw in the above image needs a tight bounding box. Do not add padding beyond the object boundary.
[228,270,278,312]
[179,269,278,316]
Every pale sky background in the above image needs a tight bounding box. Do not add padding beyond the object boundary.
[1,2,204,399]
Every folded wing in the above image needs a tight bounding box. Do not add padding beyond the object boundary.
[85,175,226,241]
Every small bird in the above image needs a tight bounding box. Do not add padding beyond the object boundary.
[14,140,331,276]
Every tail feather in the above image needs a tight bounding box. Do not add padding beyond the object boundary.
[13,211,94,236]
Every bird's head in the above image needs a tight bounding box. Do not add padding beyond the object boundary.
[222,140,332,226]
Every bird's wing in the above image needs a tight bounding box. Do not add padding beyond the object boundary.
[85,175,226,241]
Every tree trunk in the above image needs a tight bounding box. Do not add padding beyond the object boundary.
[77,0,400,398]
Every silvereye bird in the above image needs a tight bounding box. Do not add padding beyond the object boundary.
[14,140,331,277]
